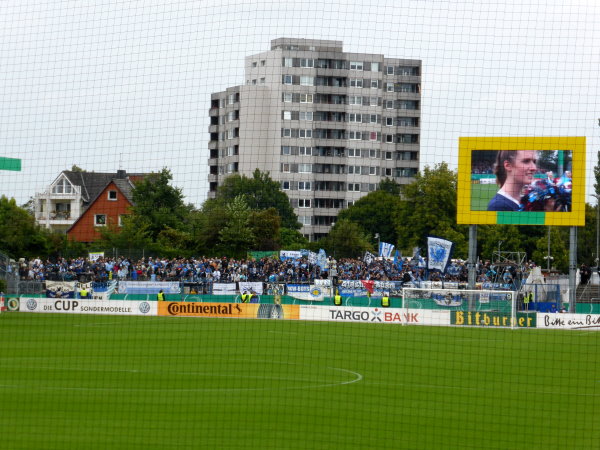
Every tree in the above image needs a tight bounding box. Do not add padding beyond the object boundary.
[319,219,372,258]
[130,168,192,240]
[395,163,469,258]
[219,195,255,258]
[336,190,402,246]
[217,169,300,230]
[249,208,281,250]
[0,196,52,258]
[378,177,401,195]
[595,151,600,197]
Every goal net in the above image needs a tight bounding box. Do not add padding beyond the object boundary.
[402,287,521,328]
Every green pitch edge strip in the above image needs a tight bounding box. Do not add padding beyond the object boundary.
[0,157,21,171]
[497,211,545,225]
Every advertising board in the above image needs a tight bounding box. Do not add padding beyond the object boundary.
[457,137,585,225]
[19,298,156,316]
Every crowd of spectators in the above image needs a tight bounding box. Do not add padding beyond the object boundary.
[15,255,531,289]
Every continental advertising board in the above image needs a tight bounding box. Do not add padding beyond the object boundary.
[457,137,585,226]
[158,302,299,320]
[300,306,451,326]
[19,298,157,316]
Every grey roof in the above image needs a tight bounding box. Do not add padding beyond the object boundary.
[62,170,146,205]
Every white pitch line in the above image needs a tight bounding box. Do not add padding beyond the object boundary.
[0,365,363,393]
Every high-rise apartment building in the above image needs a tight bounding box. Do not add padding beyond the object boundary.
[208,38,421,241]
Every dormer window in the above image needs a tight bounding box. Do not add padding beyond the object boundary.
[52,178,73,194]
[108,190,117,201]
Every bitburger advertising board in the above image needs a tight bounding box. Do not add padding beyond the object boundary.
[19,298,157,316]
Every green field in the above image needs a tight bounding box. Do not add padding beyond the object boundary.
[1,313,599,449]
[471,183,498,211]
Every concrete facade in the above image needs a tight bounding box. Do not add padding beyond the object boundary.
[208,38,421,240]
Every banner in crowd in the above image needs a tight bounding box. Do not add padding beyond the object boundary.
[300,305,451,325]
[265,283,285,295]
[378,242,395,258]
[239,281,263,295]
[212,283,237,295]
[249,250,278,260]
[88,252,104,261]
[19,298,157,316]
[286,284,326,301]
[427,236,454,273]
[338,280,404,297]
[279,250,303,260]
[46,281,75,298]
[363,251,375,265]
[118,281,180,294]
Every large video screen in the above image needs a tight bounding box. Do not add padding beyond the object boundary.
[457,137,586,226]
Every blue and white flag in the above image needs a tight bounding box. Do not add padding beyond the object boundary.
[427,236,454,273]
[393,250,403,270]
[317,249,328,270]
[378,241,395,258]
[363,251,376,265]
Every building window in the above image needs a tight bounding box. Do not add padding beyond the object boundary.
[370,114,378,124]
[282,164,291,173]
[260,78,265,84]
[349,96,362,105]
[350,78,363,88]
[300,76,314,86]
[52,178,73,194]
[298,199,311,208]
[384,168,392,177]
[386,83,394,92]
[252,62,257,67]
[385,151,393,160]
[300,94,313,103]
[371,62,380,72]
[300,58,314,68]
[386,100,394,109]
[283,57,293,67]
[299,146,312,156]
[118,214,127,226]
[386,66,394,75]
[282,128,292,137]
[282,181,290,190]
[369,97,379,106]
[386,117,394,127]
[299,216,312,225]
[283,111,292,120]
[107,190,117,201]
[348,183,360,191]
[299,111,313,121]
[299,129,312,139]
[298,181,311,191]
[94,214,106,226]
[298,164,312,173]
[371,80,379,89]
[281,146,292,155]
[283,93,293,102]
[261,60,266,66]
[350,61,363,71]
[283,75,293,85]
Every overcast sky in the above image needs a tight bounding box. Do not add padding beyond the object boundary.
[1,0,599,207]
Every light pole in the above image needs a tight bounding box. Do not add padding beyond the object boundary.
[375,233,380,256]
[592,194,600,270]
[545,227,553,272]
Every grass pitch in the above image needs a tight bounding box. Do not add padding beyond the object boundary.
[1,312,599,449]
